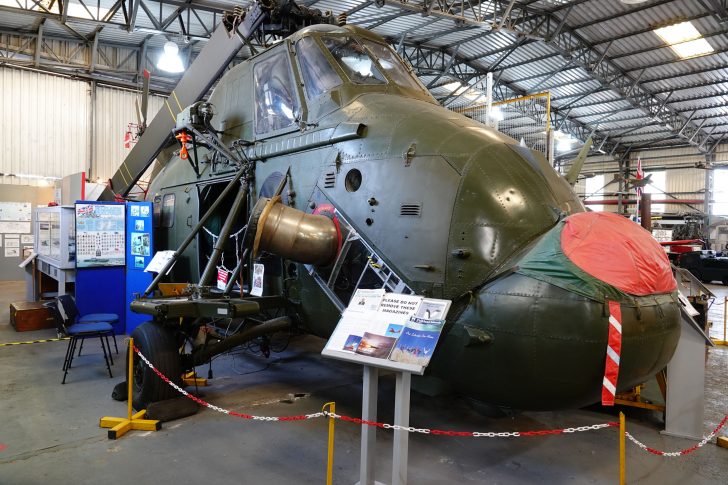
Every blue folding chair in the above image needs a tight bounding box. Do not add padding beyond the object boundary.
[57,294,119,356]
[46,300,115,384]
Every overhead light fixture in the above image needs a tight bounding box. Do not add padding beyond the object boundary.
[157,41,185,73]
[654,21,714,59]
[555,131,575,152]
[490,106,504,121]
[620,0,649,4]
[557,139,574,152]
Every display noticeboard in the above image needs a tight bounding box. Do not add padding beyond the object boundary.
[75,202,125,268]
[322,289,451,375]
[0,202,31,222]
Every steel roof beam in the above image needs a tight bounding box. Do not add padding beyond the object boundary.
[701,0,728,23]
[570,0,677,31]
[398,40,616,154]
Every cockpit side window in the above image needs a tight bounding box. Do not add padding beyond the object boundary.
[296,37,342,99]
[254,50,300,134]
[359,39,423,92]
[321,36,386,85]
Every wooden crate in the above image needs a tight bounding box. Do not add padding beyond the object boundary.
[10,301,55,332]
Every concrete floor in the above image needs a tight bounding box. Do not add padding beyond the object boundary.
[1,280,727,484]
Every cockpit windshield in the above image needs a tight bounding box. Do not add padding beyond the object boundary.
[320,35,424,91]
[296,36,343,99]
[322,36,386,85]
[361,40,423,91]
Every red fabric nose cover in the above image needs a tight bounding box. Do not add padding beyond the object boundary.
[560,212,677,296]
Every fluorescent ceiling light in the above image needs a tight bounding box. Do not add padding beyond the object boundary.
[157,42,185,73]
[442,81,463,92]
[654,21,714,59]
[670,38,714,58]
[557,139,574,152]
[442,81,462,91]
[490,106,504,121]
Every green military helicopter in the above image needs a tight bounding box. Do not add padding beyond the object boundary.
[122,2,680,412]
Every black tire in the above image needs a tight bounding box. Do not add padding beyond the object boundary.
[127,322,182,411]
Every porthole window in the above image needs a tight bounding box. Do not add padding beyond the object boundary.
[345,169,362,192]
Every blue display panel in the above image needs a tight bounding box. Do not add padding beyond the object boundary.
[125,201,154,335]
[75,201,127,334]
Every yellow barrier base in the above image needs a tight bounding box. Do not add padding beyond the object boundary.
[182,371,208,387]
[100,409,161,440]
[718,436,728,449]
[712,339,728,347]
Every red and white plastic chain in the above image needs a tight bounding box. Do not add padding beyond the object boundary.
[320,411,616,437]
[133,345,619,436]
[625,414,728,457]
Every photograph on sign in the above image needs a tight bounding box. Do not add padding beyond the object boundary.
[347,288,386,313]
[389,317,445,367]
[5,247,19,257]
[130,232,151,256]
[342,335,362,352]
[415,298,451,320]
[251,263,265,296]
[21,234,34,244]
[355,332,397,359]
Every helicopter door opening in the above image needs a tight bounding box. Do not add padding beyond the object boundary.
[197,181,247,286]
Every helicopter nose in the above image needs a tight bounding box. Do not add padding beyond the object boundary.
[443,211,681,410]
[518,211,676,298]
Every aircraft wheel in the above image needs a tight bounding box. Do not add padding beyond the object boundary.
[128,322,182,411]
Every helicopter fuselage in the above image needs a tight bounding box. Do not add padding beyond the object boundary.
[145,24,680,410]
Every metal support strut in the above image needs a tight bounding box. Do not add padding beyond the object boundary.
[144,164,250,296]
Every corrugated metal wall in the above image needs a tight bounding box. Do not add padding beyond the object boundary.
[572,144,728,214]
[94,85,164,183]
[0,67,89,186]
[0,66,167,187]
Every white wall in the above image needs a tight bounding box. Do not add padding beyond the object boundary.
[94,85,164,183]
[0,67,89,186]
[0,66,164,187]
[569,144,728,215]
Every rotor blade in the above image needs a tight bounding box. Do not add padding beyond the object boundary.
[141,68,150,124]
[565,137,593,185]
[134,99,143,127]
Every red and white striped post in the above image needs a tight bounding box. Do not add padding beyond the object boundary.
[602,301,623,406]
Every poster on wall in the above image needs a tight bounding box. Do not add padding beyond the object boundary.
[0,221,31,234]
[0,202,31,221]
[75,203,125,268]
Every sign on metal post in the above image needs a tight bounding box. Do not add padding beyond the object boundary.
[322,289,451,485]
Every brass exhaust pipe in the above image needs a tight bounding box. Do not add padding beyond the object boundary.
[249,196,339,266]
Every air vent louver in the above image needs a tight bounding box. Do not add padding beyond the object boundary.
[324,172,336,188]
[400,203,422,217]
